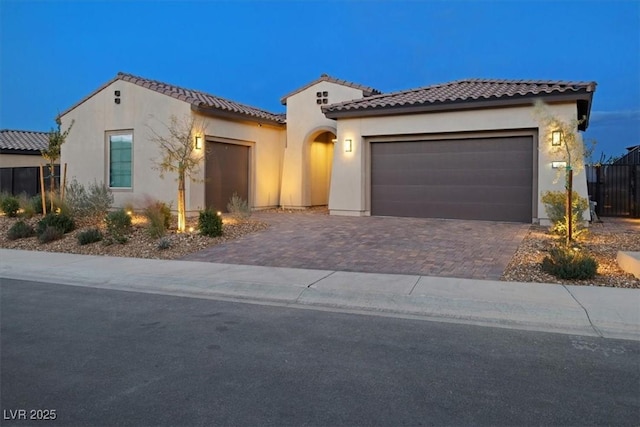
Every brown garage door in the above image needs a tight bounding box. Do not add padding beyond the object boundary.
[206,142,249,212]
[371,136,533,222]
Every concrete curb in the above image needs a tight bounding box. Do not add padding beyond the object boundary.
[1,249,638,341]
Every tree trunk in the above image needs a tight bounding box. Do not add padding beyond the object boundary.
[566,167,573,246]
[177,173,186,232]
[49,162,55,212]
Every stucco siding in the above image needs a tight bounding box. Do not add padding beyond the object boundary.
[281,81,364,208]
[329,102,590,223]
[0,154,46,168]
[61,79,285,213]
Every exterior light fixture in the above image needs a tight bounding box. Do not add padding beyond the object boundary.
[551,130,563,146]
[344,139,352,153]
[195,136,203,150]
[551,161,567,169]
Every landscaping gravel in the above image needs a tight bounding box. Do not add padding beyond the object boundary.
[501,223,640,288]
[0,215,268,261]
[1,212,638,288]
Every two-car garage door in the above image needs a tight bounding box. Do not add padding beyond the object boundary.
[370,136,533,222]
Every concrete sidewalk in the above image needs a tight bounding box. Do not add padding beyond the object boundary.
[1,249,638,341]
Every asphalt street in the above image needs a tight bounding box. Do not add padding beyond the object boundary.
[1,278,639,426]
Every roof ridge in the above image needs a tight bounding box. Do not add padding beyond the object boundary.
[118,71,278,115]
[117,72,284,120]
[280,73,380,105]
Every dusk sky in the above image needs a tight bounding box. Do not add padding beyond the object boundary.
[1,0,638,160]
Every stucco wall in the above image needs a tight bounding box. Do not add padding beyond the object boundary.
[187,116,285,211]
[0,153,46,168]
[329,102,590,223]
[281,82,365,208]
[60,79,285,213]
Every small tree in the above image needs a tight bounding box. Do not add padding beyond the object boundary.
[149,114,206,232]
[41,117,74,211]
[535,100,595,245]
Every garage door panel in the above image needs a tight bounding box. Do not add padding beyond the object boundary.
[205,142,249,212]
[373,183,530,205]
[371,136,533,222]
[373,168,531,187]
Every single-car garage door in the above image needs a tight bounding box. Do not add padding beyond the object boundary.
[371,136,533,222]
[206,141,249,212]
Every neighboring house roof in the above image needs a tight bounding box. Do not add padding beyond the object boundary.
[0,129,49,154]
[323,78,597,130]
[60,72,286,126]
[614,145,640,165]
[280,73,381,105]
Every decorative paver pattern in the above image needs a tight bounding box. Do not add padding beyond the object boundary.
[184,211,530,280]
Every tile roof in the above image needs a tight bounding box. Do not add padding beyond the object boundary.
[0,129,49,152]
[323,78,597,115]
[280,73,381,105]
[62,72,285,125]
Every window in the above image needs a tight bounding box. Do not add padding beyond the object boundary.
[108,133,132,188]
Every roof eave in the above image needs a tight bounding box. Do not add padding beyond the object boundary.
[0,148,43,155]
[324,92,595,123]
[191,104,286,128]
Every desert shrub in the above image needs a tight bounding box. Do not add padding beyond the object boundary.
[143,200,172,238]
[541,190,589,239]
[1,195,20,217]
[541,246,598,280]
[7,220,35,240]
[198,208,223,237]
[77,228,103,245]
[227,192,251,219]
[65,179,113,220]
[29,192,69,216]
[157,236,172,250]
[14,193,35,218]
[36,212,75,236]
[38,226,64,243]
[104,209,131,244]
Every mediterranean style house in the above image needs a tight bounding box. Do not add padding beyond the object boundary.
[59,72,596,223]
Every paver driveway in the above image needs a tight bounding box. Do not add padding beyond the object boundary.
[184,211,530,279]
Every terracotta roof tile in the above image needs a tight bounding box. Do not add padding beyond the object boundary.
[280,73,381,105]
[0,129,49,152]
[116,73,285,124]
[323,78,597,114]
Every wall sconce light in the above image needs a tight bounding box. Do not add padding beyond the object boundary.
[344,139,352,153]
[195,136,203,150]
[551,130,563,146]
[551,161,567,169]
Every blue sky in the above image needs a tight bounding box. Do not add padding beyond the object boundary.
[1,0,638,159]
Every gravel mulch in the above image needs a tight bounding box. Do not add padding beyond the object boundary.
[2,211,638,288]
[0,214,268,261]
[501,221,640,289]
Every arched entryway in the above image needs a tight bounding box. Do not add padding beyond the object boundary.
[307,130,335,207]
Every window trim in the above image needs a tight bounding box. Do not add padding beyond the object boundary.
[105,130,134,191]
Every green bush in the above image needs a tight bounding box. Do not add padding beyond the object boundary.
[157,236,172,250]
[1,196,20,217]
[16,193,36,218]
[143,200,172,238]
[226,192,251,219]
[38,226,64,243]
[77,228,103,245]
[65,179,113,220]
[541,190,589,239]
[198,208,223,237]
[7,220,35,240]
[104,209,132,244]
[36,212,75,236]
[541,246,598,280]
